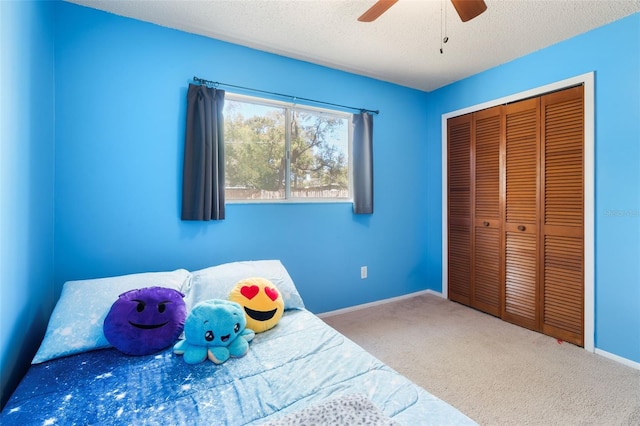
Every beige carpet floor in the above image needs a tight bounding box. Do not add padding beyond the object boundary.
[321,293,640,426]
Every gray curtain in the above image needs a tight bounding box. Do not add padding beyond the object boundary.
[352,112,374,214]
[181,84,226,220]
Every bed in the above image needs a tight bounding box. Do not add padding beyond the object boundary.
[1,260,475,425]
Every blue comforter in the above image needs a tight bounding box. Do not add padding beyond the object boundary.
[1,310,475,425]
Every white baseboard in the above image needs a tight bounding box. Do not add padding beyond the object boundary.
[594,348,640,370]
[317,289,443,319]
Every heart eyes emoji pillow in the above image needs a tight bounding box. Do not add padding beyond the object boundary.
[229,277,284,333]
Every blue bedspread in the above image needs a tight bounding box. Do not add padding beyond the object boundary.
[1,309,475,425]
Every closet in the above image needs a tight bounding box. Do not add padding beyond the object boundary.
[447,85,584,346]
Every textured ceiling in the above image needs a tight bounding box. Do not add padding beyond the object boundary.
[66,0,640,92]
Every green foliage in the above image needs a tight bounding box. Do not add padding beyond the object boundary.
[224,100,348,198]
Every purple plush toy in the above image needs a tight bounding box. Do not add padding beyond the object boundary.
[104,286,186,356]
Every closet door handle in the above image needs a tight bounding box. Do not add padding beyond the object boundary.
[518,225,526,231]
[483,221,490,227]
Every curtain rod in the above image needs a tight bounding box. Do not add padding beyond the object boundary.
[193,76,379,115]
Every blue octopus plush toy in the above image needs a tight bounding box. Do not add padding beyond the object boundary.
[174,299,255,364]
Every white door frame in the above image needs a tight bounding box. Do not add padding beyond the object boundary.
[440,72,595,353]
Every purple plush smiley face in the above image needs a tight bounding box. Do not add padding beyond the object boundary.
[104,286,186,356]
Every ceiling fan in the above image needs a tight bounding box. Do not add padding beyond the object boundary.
[358,0,487,23]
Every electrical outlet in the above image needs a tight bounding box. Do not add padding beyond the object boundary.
[360,266,368,279]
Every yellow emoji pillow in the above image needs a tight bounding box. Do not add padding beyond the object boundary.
[229,277,284,333]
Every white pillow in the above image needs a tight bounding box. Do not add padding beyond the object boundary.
[32,269,190,364]
[184,260,305,312]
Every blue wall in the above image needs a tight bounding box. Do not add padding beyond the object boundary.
[53,2,431,315]
[425,13,640,363]
[1,0,638,409]
[0,0,56,409]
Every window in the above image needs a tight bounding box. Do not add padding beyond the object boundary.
[224,93,351,202]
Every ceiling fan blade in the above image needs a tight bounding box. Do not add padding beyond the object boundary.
[450,0,487,22]
[358,0,399,22]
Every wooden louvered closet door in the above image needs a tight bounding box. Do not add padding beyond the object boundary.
[540,86,584,346]
[472,106,502,316]
[503,98,540,331]
[447,85,585,346]
[448,113,472,306]
[447,107,502,315]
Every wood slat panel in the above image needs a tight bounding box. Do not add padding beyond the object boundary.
[474,227,501,315]
[449,224,471,303]
[506,105,538,224]
[449,116,471,219]
[505,232,537,323]
[450,192,470,219]
[544,94,584,227]
[475,113,501,219]
[543,235,583,345]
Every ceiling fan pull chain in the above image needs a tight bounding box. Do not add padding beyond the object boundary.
[440,0,449,54]
[440,0,444,53]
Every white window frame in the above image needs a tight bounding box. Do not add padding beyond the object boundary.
[224,93,353,204]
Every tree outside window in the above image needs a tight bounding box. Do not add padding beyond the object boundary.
[224,94,350,201]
